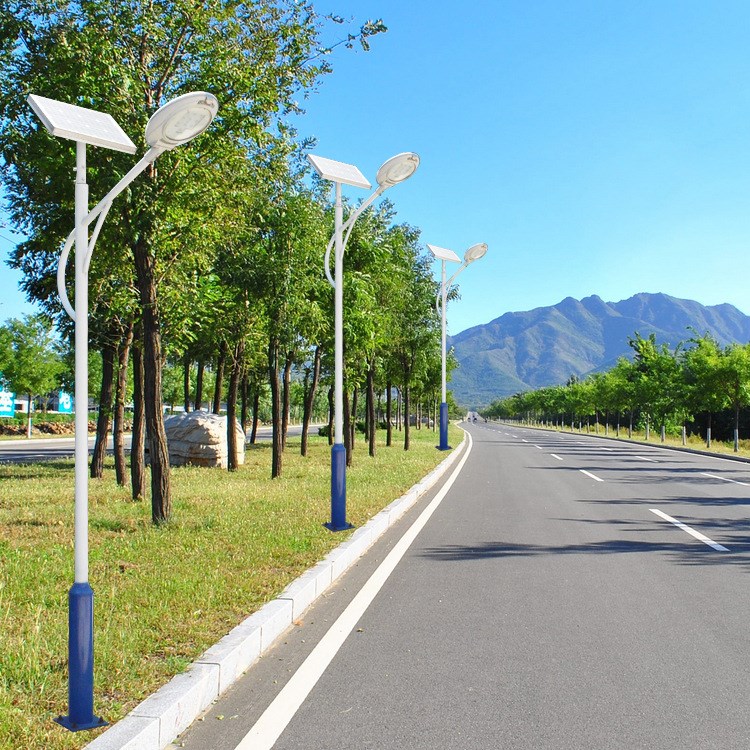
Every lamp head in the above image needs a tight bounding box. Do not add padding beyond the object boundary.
[145,92,219,150]
[376,152,420,188]
[464,243,488,264]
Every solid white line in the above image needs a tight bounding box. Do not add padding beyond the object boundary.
[701,472,749,487]
[580,469,604,482]
[634,455,657,462]
[649,508,729,552]
[550,454,563,461]
[234,433,474,750]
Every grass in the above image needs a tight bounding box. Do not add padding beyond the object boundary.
[0,425,461,750]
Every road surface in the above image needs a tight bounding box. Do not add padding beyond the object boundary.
[174,420,750,750]
[0,424,310,463]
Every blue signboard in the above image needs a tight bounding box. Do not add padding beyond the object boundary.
[0,390,15,418]
[58,391,73,414]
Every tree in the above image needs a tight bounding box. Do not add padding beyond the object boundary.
[718,344,750,452]
[681,334,728,446]
[1,0,384,518]
[628,333,684,440]
[2,315,64,436]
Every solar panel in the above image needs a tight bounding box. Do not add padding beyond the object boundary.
[27,94,137,154]
[427,244,461,263]
[307,154,371,189]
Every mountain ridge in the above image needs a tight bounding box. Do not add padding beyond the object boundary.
[448,292,750,408]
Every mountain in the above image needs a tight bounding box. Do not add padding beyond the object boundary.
[448,293,750,408]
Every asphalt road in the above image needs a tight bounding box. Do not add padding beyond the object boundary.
[0,424,308,463]
[174,420,750,750]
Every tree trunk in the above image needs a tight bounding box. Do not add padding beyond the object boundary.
[282,352,293,451]
[26,393,32,438]
[350,386,358,454]
[240,371,249,435]
[301,346,321,457]
[386,380,393,447]
[195,360,205,411]
[227,340,244,472]
[367,362,376,458]
[268,336,283,479]
[114,323,133,486]
[327,385,334,446]
[735,404,740,452]
[91,342,116,479]
[403,384,411,451]
[343,388,353,467]
[133,238,171,524]
[130,334,146,501]
[213,341,227,414]
[250,390,260,444]
[183,354,191,413]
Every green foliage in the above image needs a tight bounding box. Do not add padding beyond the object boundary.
[1,314,64,401]
[483,330,750,447]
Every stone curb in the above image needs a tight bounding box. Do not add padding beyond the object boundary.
[502,422,750,464]
[84,434,467,750]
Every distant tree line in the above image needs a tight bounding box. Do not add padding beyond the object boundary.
[482,332,750,452]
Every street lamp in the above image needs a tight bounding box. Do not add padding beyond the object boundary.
[28,91,218,731]
[427,242,488,450]
[307,152,420,531]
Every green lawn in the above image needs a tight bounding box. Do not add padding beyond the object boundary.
[0,425,461,750]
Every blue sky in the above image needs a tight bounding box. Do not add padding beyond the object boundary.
[4,0,750,336]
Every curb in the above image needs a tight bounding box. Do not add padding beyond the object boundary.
[498,422,750,465]
[84,435,467,750]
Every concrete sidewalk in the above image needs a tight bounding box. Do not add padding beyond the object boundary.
[84,435,467,750]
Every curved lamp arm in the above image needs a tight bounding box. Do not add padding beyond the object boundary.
[435,261,469,315]
[57,146,164,320]
[323,184,387,288]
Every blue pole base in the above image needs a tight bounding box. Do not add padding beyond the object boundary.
[326,443,353,532]
[54,714,108,732]
[55,582,107,732]
[438,402,451,451]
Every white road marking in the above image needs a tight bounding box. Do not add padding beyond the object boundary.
[521,439,528,443]
[233,434,474,750]
[550,454,563,461]
[634,455,657,462]
[580,469,604,482]
[701,472,750,486]
[649,508,729,552]
[534,445,544,449]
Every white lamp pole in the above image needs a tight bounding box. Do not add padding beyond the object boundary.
[28,91,218,732]
[427,242,488,450]
[307,152,420,530]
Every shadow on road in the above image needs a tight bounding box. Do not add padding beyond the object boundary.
[420,536,750,569]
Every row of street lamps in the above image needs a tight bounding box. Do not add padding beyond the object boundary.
[27,92,486,730]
